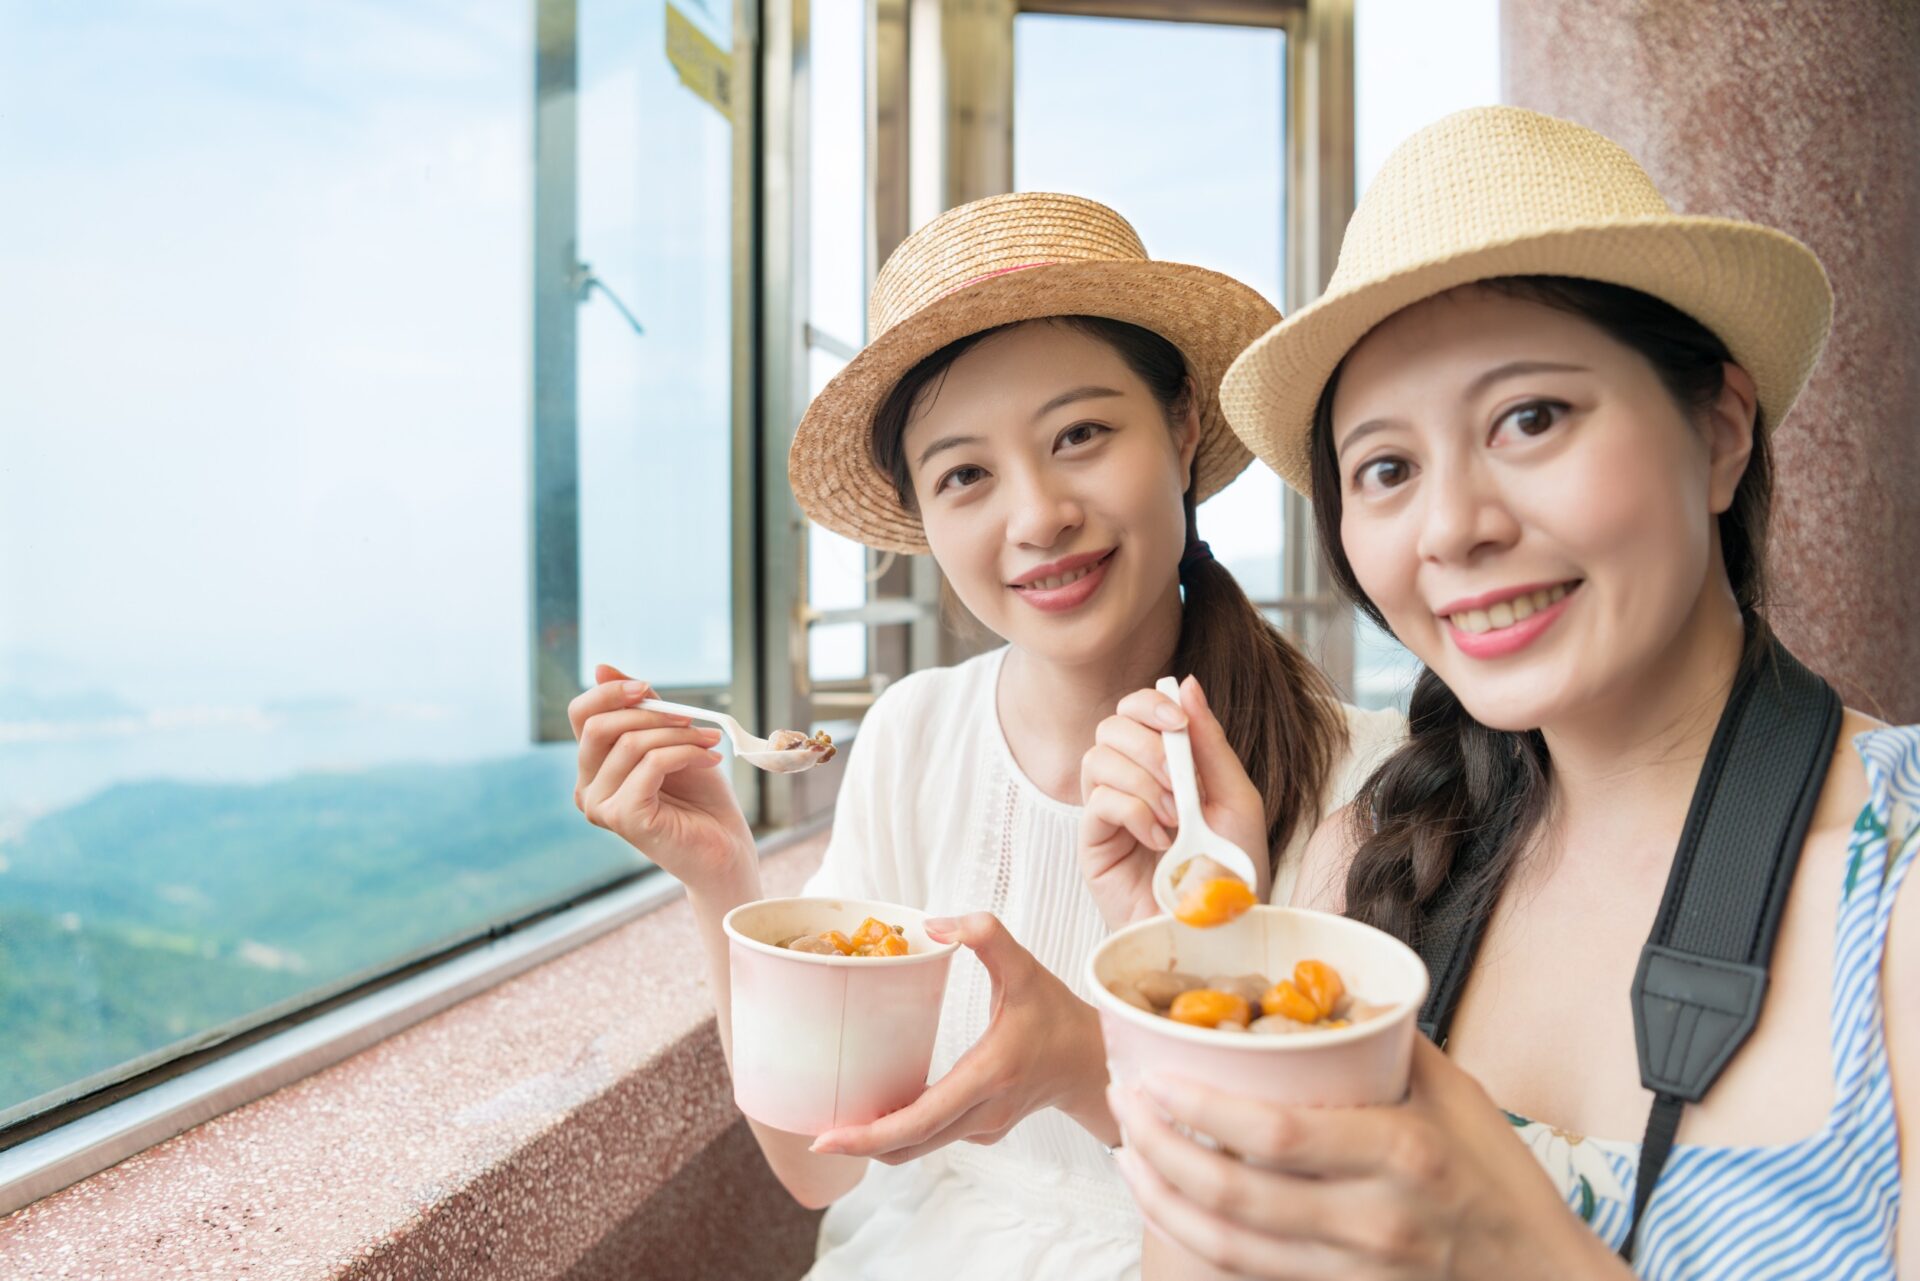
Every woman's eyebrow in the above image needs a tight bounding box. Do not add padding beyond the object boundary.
[915,434,984,469]
[1031,385,1124,422]
[914,386,1125,467]
[1336,361,1591,456]
[1335,418,1398,458]
[1464,359,1589,399]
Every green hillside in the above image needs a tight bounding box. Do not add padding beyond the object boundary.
[0,751,643,1114]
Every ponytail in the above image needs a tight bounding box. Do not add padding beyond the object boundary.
[1170,491,1348,873]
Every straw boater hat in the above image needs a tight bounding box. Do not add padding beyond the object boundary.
[789,192,1283,553]
[1220,106,1833,496]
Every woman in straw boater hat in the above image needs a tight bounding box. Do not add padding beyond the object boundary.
[568,191,1402,1276]
[1096,107,1919,1279]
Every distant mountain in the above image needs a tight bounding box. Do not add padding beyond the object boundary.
[0,751,644,1115]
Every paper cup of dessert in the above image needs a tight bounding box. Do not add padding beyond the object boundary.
[725,896,959,1136]
[1088,905,1429,1108]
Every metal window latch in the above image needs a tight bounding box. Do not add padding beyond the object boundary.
[569,260,645,335]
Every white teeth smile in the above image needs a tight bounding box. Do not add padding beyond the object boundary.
[1447,583,1571,634]
[1021,558,1103,591]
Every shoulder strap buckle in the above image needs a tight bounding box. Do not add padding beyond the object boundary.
[1632,945,1769,1101]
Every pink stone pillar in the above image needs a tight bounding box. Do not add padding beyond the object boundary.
[1504,2,1920,721]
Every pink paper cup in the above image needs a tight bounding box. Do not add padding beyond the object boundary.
[724,896,959,1136]
[1089,906,1429,1109]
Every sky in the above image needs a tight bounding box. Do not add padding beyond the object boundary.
[0,0,1497,819]
[0,0,741,818]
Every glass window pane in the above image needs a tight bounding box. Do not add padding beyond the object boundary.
[809,623,871,684]
[808,0,867,349]
[803,0,870,686]
[578,0,735,689]
[0,2,640,1126]
[1013,15,1286,603]
[806,349,870,682]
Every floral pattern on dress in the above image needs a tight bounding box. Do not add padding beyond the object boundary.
[1506,1111,1631,1223]
[1846,790,1920,901]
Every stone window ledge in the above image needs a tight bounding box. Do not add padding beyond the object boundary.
[0,834,829,1279]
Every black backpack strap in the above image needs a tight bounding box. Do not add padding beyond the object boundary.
[1620,641,1840,1258]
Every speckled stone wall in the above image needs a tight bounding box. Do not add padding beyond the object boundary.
[0,834,832,1279]
[1504,1,1920,721]
[564,1120,821,1281]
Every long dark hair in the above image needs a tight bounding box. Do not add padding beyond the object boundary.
[873,316,1348,875]
[1308,277,1775,946]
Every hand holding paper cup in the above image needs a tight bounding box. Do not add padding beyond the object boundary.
[725,896,959,1136]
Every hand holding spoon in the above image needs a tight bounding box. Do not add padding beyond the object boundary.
[637,699,833,773]
[1148,676,1263,915]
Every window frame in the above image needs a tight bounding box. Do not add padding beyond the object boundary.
[530,0,773,823]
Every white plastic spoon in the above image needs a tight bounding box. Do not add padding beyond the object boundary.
[1149,676,1262,912]
[636,699,829,773]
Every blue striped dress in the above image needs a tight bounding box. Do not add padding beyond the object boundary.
[1508,725,1917,1278]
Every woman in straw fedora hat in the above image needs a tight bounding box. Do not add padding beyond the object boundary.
[568,191,1402,1277]
[1098,107,1917,1279]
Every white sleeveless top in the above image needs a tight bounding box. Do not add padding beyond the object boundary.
[800,648,1404,1280]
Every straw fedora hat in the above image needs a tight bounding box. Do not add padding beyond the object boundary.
[789,192,1282,553]
[1220,106,1833,496]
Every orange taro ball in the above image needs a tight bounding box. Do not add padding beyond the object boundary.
[1261,960,1349,1023]
[849,916,909,957]
[1174,877,1257,928]
[1168,989,1252,1028]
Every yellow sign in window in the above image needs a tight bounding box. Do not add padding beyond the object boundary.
[666,3,731,120]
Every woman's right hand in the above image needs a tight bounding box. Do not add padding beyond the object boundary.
[569,662,755,895]
[1077,676,1268,929]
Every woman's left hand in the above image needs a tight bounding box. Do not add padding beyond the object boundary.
[809,912,1117,1161]
[1107,1037,1632,1281]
